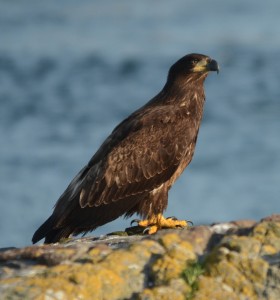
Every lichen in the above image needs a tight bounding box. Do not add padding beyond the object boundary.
[0,216,279,299]
[198,234,270,299]
[138,286,186,300]
[151,233,196,285]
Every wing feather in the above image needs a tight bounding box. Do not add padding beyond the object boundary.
[79,105,197,208]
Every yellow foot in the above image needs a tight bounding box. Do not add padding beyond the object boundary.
[131,214,190,234]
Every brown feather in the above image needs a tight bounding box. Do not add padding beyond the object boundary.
[32,53,219,244]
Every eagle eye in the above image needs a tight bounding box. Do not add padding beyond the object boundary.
[191,58,199,65]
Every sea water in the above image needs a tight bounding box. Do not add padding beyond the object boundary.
[0,0,280,247]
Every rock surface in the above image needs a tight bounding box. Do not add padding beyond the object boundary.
[0,215,279,300]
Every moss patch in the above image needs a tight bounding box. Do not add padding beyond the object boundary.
[182,261,204,299]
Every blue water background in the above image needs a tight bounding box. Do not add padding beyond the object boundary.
[1,0,280,247]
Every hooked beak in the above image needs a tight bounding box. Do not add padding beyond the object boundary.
[208,59,219,74]
[193,58,219,74]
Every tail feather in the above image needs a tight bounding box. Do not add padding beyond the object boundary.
[44,227,73,244]
[32,215,72,244]
[32,215,54,244]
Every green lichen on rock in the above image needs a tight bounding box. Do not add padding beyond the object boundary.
[193,217,280,300]
[0,215,280,300]
[151,233,196,285]
[138,284,187,300]
[251,220,280,256]
[201,235,269,299]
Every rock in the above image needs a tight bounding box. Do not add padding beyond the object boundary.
[0,215,279,299]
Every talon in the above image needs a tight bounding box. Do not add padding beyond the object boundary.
[143,225,158,235]
[166,216,178,221]
[130,219,141,226]
[143,227,151,234]
[128,214,190,235]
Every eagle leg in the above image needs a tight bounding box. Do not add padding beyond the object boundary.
[134,213,189,234]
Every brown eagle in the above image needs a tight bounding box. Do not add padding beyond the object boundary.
[32,53,219,244]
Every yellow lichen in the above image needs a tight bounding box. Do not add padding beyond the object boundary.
[131,239,165,257]
[152,255,184,284]
[151,234,196,285]
[204,234,269,299]
[87,244,112,263]
[194,276,240,300]
[252,222,280,254]
[0,219,279,299]
[261,244,277,255]
[253,221,280,240]
[139,286,186,300]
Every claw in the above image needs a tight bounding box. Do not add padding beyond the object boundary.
[130,219,141,226]
[167,216,193,226]
[143,225,158,235]
[166,216,178,221]
[187,220,194,226]
[143,227,151,234]
[128,214,190,235]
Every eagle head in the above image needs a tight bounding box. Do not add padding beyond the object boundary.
[167,53,219,83]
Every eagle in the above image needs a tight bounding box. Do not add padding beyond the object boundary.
[32,53,219,244]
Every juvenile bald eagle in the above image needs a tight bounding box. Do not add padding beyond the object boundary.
[32,53,219,244]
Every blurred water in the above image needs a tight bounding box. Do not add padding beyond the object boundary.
[0,0,280,247]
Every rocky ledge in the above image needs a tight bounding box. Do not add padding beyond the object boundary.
[0,215,280,300]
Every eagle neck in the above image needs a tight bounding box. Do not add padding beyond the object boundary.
[162,76,206,106]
